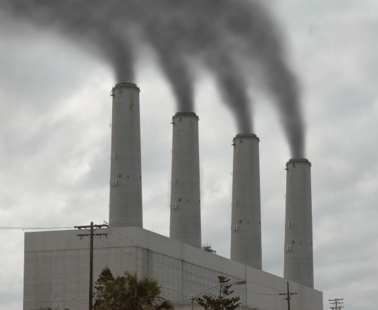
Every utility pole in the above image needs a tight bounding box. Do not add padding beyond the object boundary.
[329,298,344,310]
[75,222,108,310]
[279,281,298,310]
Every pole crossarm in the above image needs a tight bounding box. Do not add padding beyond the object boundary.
[77,233,108,237]
[75,224,108,229]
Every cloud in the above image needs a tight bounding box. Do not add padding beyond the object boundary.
[0,1,378,310]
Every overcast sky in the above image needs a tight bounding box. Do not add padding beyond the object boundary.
[0,0,377,309]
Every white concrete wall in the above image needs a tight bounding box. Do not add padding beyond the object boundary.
[24,227,322,310]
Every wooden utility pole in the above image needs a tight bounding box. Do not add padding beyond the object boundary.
[329,298,344,310]
[75,222,108,310]
[279,281,298,310]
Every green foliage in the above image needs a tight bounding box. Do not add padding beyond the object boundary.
[93,267,174,310]
[196,276,241,310]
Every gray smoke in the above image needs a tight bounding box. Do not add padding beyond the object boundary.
[0,0,305,157]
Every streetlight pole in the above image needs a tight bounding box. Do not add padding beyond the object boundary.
[162,279,247,310]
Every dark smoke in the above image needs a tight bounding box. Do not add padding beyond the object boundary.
[0,0,305,157]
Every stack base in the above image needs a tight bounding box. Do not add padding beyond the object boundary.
[24,227,322,310]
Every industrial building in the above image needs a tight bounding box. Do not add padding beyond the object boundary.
[23,83,322,310]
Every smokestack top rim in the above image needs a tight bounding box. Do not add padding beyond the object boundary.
[173,112,199,119]
[286,158,312,166]
[114,83,140,91]
[233,133,259,142]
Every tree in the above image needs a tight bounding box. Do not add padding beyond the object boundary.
[93,267,174,310]
[196,276,241,310]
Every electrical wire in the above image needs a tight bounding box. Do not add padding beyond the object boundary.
[15,224,291,308]
[88,228,247,302]
[82,232,285,310]
[94,228,284,303]
[92,234,186,304]
[0,226,73,230]
[107,227,283,297]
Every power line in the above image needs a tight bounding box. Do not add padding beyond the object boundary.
[75,226,281,310]
[95,234,271,308]
[94,228,247,299]
[6,223,287,308]
[104,228,281,299]
[0,226,73,230]
[11,223,273,307]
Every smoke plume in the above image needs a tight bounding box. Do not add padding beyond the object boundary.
[0,0,305,157]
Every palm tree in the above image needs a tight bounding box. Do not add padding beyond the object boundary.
[93,267,174,310]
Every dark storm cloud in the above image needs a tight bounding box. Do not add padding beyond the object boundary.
[0,0,305,157]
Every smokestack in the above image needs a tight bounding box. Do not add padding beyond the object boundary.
[169,112,201,248]
[230,133,262,270]
[284,158,314,288]
[108,83,143,228]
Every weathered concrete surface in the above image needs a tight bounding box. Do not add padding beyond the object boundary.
[284,158,314,288]
[230,133,262,270]
[24,227,322,310]
[109,83,143,228]
[169,112,201,248]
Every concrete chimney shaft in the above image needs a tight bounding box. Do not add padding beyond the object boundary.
[230,133,262,270]
[109,83,143,228]
[169,112,201,248]
[284,158,314,288]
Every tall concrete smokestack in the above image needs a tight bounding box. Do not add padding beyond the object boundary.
[169,112,201,248]
[108,83,143,228]
[284,158,314,288]
[230,133,262,270]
